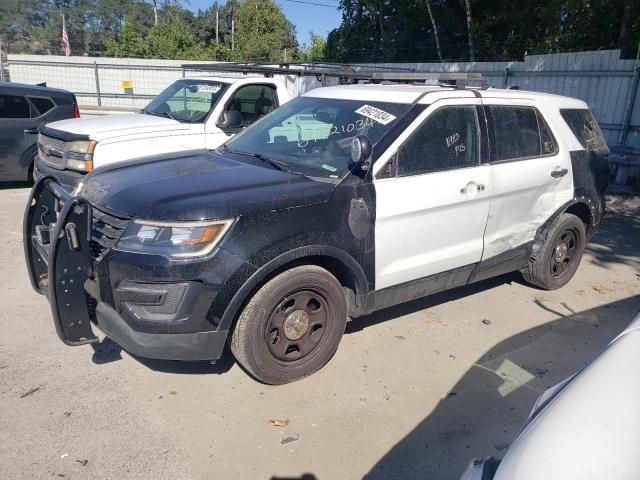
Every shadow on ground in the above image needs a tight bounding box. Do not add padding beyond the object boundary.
[91,337,235,375]
[0,180,32,190]
[364,295,640,480]
[588,194,640,269]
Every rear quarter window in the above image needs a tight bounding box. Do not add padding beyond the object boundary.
[28,97,56,117]
[560,109,607,151]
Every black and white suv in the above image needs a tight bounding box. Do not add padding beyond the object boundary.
[25,83,609,384]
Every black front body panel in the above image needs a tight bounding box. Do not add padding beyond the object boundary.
[24,147,377,361]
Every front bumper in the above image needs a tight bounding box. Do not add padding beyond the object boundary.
[23,178,228,361]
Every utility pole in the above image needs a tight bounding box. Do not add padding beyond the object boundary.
[0,39,5,82]
[152,0,158,26]
[231,17,235,51]
[284,48,287,63]
[216,8,219,44]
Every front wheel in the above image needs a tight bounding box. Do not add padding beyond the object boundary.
[522,213,586,290]
[230,265,347,384]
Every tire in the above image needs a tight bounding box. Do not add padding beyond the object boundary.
[230,265,347,384]
[522,213,586,290]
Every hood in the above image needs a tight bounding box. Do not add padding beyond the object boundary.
[45,113,191,142]
[82,150,336,221]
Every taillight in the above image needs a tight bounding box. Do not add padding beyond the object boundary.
[73,97,80,118]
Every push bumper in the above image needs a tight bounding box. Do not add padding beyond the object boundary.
[23,178,228,361]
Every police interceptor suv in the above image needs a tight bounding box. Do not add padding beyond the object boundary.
[24,82,609,384]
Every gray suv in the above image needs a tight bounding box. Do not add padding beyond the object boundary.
[0,82,79,181]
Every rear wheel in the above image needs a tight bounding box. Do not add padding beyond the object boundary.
[230,265,347,384]
[522,213,586,290]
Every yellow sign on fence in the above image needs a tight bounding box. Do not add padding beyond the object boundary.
[120,80,132,90]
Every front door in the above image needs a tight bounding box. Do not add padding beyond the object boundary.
[374,99,491,290]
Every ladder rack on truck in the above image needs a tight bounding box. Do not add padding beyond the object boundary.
[180,62,489,89]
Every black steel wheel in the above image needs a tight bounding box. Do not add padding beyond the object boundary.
[266,289,330,362]
[231,265,347,384]
[522,213,586,290]
[550,227,580,280]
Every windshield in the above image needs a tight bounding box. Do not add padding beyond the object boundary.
[226,96,411,178]
[144,79,228,123]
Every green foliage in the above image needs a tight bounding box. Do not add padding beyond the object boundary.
[326,0,640,62]
[233,0,299,62]
[1,0,299,62]
[300,32,326,63]
[105,21,146,57]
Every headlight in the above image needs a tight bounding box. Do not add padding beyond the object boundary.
[116,219,234,259]
[65,140,97,172]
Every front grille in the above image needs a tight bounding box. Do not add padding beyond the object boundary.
[38,134,67,170]
[91,207,129,261]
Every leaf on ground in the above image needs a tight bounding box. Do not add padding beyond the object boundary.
[592,285,608,294]
[270,419,289,427]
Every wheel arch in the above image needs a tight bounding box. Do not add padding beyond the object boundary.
[531,199,594,261]
[218,245,371,333]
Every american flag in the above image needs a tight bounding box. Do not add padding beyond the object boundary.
[62,15,71,56]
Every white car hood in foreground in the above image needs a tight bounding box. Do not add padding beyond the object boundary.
[493,312,640,480]
[46,113,191,142]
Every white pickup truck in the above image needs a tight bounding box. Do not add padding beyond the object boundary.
[34,76,292,190]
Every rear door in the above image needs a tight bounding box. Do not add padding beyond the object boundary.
[373,97,492,290]
[482,100,573,260]
[0,92,39,178]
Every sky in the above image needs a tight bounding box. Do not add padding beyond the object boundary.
[183,0,342,45]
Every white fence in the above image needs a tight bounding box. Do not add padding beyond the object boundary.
[3,49,640,148]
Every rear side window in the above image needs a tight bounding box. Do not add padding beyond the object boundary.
[28,97,55,116]
[490,106,556,161]
[0,94,31,118]
[560,109,607,151]
[397,106,479,177]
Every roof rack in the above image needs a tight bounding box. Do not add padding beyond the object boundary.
[180,62,488,89]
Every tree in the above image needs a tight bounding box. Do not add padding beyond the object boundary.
[300,32,326,63]
[463,0,475,61]
[105,20,147,57]
[425,0,442,62]
[232,0,298,62]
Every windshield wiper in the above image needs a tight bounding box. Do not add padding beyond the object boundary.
[227,148,295,173]
[142,109,178,121]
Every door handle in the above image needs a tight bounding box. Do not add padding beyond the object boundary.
[24,128,39,134]
[550,168,568,178]
[460,182,485,194]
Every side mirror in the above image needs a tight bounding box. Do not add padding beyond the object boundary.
[216,110,243,129]
[351,135,373,170]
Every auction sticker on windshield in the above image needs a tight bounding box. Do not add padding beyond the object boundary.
[355,105,397,125]
[198,85,221,93]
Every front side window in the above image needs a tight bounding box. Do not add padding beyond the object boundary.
[0,94,31,119]
[144,79,228,123]
[226,96,411,178]
[490,106,553,161]
[396,106,479,177]
[228,85,278,127]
